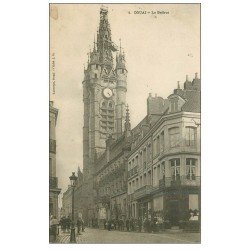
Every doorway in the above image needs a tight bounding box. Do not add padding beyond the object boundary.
[169,200,179,226]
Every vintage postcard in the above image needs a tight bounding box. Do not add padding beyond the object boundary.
[49,3,200,244]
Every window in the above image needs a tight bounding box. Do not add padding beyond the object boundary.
[147,144,151,162]
[153,139,157,156]
[186,158,196,180]
[128,161,131,170]
[157,165,160,182]
[153,167,157,186]
[186,127,196,146]
[94,73,97,78]
[140,151,143,167]
[49,158,52,176]
[169,127,180,148]
[135,155,138,166]
[161,161,165,176]
[156,136,160,154]
[160,131,165,152]
[96,64,98,69]
[170,99,178,112]
[148,171,151,185]
[143,148,146,165]
[140,176,142,187]
[136,178,139,189]
[170,158,180,181]
[129,182,131,193]
[143,173,147,186]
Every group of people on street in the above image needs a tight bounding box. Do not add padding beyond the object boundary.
[49,215,85,243]
[103,217,162,233]
[59,216,85,234]
[59,216,71,233]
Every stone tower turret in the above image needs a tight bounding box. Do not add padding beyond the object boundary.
[115,40,127,138]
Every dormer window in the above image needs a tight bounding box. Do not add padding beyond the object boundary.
[170,98,178,112]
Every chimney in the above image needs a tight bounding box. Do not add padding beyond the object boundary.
[195,72,198,79]
[186,75,189,81]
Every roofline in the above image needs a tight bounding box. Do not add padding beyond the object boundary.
[127,111,200,159]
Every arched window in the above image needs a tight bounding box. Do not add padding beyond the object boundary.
[100,100,114,133]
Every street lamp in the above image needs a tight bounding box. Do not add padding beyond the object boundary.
[69,172,78,243]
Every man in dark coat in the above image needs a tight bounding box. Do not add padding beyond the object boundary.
[126,218,129,231]
[138,217,142,232]
[65,216,71,233]
[77,217,83,235]
[107,220,112,231]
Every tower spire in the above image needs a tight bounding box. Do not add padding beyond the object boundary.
[97,7,118,69]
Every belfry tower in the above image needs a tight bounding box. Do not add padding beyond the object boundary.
[82,7,127,174]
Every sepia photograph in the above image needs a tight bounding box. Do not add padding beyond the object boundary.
[49,3,201,244]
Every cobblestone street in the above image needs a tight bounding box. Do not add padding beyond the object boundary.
[55,228,200,244]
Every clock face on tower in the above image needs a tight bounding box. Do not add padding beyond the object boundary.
[103,88,113,98]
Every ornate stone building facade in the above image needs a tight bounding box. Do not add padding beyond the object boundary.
[49,101,61,218]
[127,75,200,226]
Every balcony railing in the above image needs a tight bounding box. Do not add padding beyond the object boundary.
[49,177,58,189]
[134,185,153,200]
[163,176,200,187]
[49,139,56,153]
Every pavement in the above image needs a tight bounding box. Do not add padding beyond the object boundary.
[54,227,200,244]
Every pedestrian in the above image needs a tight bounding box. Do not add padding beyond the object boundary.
[129,218,132,231]
[104,219,107,230]
[121,219,124,231]
[59,216,66,233]
[143,217,150,233]
[50,215,59,243]
[65,216,71,233]
[126,218,129,231]
[107,220,112,231]
[82,218,85,232]
[138,217,142,232]
[130,217,135,232]
[77,217,83,235]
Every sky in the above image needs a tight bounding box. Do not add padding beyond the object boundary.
[50,3,200,199]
